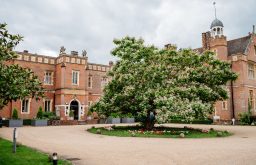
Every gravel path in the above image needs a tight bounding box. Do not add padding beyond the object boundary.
[0,124,256,165]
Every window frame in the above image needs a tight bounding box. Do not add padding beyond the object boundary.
[44,99,52,112]
[249,90,254,111]
[88,76,93,88]
[44,71,53,85]
[88,101,93,107]
[21,98,30,114]
[222,101,228,110]
[72,70,80,85]
[101,77,108,88]
[248,63,255,79]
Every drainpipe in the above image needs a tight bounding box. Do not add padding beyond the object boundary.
[230,62,235,119]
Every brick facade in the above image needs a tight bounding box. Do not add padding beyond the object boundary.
[199,22,256,121]
[0,50,111,121]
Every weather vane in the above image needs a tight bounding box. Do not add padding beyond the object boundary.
[213,2,217,19]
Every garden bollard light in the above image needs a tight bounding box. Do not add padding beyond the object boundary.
[0,116,2,128]
[52,152,58,165]
[232,118,235,125]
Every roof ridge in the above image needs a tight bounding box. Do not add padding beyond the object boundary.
[227,35,251,42]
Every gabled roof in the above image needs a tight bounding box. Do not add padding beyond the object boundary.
[227,35,251,56]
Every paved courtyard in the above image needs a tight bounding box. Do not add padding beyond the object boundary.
[0,124,256,165]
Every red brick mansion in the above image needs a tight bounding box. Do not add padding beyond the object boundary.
[0,48,112,120]
[1,18,256,122]
[195,19,256,121]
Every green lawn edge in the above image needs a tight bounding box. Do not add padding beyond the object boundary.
[87,126,232,138]
[0,138,72,165]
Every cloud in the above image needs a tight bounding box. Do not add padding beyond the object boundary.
[1,0,255,64]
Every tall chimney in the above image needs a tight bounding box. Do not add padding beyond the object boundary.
[253,25,255,34]
[202,31,211,50]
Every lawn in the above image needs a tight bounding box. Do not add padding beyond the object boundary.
[88,125,232,138]
[0,138,71,165]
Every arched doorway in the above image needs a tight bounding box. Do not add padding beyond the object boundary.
[70,100,79,120]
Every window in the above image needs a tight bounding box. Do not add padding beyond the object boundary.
[21,99,30,113]
[72,70,79,85]
[248,63,254,79]
[44,71,53,85]
[101,77,108,88]
[88,76,93,88]
[249,90,254,111]
[44,100,51,112]
[88,101,93,107]
[222,101,227,110]
[254,45,256,55]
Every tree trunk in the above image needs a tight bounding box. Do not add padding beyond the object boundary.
[144,118,155,130]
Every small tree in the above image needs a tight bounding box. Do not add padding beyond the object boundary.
[0,23,44,110]
[12,108,18,119]
[36,106,43,119]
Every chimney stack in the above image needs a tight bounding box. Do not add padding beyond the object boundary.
[253,25,255,34]
[202,31,211,50]
[71,51,78,56]
[23,50,29,53]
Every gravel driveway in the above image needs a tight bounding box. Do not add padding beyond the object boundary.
[0,124,256,165]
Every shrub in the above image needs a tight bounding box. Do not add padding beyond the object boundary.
[96,129,101,134]
[121,113,133,118]
[110,113,120,118]
[12,108,18,119]
[87,110,92,116]
[239,112,251,125]
[23,119,32,125]
[36,106,43,119]
[69,110,74,117]
[43,112,55,119]
[217,132,223,137]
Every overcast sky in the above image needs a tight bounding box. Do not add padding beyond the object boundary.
[1,0,256,64]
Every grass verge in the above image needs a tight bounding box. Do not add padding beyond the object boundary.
[0,138,71,165]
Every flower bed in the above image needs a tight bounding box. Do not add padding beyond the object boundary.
[87,125,231,138]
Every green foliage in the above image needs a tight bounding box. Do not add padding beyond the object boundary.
[110,112,120,118]
[0,23,44,110]
[43,112,57,120]
[36,106,43,119]
[0,138,71,165]
[239,99,253,125]
[121,113,133,118]
[23,119,32,125]
[69,110,74,117]
[87,110,92,116]
[12,108,18,119]
[92,36,238,127]
[239,112,251,125]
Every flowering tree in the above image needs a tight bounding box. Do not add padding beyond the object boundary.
[0,23,44,110]
[91,36,237,129]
